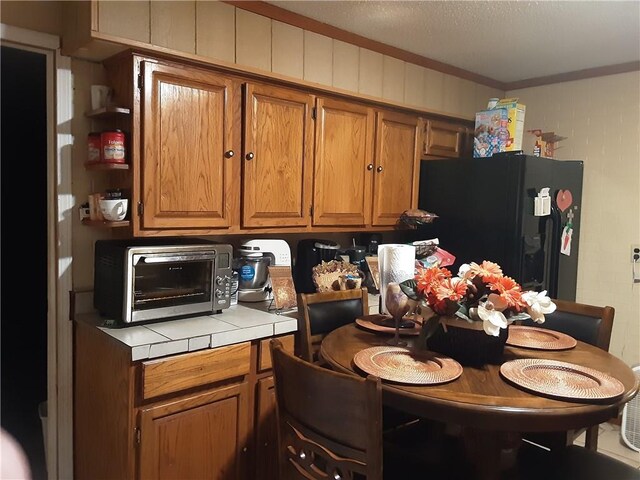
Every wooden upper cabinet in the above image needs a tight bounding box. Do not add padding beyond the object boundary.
[462,126,474,157]
[313,98,375,226]
[423,119,466,158]
[372,110,421,226]
[242,83,314,227]
[141,61,239,229]
[139,382,251,480]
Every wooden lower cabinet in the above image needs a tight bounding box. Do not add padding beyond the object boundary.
[74,319,294,480]
[139,383,251,480]
[255,376,278,480]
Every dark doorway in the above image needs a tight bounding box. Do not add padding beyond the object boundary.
[1,45,49,480]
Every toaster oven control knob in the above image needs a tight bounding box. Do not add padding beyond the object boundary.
[215,289,226,299]
[216,275,230,286]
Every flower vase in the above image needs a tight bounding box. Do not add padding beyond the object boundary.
[425,316,508,366]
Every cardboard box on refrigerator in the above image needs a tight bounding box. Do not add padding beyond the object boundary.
[473,108,508,158]
[493,97,526,151]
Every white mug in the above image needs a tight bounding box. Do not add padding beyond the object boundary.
[90,85,113,110]
[99,199,128,221]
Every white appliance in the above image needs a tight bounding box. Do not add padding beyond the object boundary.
[236,239,291,303]
[621,364,640,452]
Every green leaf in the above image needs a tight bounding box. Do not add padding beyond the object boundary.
[454,310,472,322]
[399,279,419,300]
[454,304,471,322]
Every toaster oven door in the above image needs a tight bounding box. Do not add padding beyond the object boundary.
[127,252,216,322]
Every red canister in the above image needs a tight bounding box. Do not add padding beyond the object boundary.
[101,130,126,164]
[87,132,101,164]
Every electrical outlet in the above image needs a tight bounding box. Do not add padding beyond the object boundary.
[632,244,640,263]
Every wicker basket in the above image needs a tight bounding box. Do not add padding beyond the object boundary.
[425,316,508,366]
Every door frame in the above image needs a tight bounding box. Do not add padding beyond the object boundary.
[0,24,74,480]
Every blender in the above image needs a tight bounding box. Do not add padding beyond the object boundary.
[235,239,292,302]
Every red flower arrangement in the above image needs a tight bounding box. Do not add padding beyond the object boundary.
[401,260,556,338]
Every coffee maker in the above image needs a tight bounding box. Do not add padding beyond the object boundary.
[235,239,291,302]
[293,239,340,293]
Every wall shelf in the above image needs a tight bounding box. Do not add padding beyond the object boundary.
[82,219,130,228]
[84,162,130,171]
[85,106,131,118]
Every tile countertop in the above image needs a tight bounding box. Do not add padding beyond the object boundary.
[76,301,299,362]
[74,292,380,362]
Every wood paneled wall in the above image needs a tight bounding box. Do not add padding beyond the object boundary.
[93,0,503,118]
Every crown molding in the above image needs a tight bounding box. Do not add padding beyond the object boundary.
[505,61,640,91]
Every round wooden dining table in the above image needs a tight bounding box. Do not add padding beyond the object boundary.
[320,323,639,479]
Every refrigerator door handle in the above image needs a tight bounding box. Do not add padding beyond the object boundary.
[547,202,562,298]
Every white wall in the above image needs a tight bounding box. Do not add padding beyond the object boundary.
[509,71,640,365]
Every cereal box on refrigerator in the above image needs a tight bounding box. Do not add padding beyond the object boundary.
[473,108,508,158]
[493,98,526,152]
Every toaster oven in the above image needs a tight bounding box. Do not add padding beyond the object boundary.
[94,239,233,324]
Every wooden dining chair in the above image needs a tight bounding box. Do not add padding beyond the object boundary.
[296,287,431,439]
[296,287,369,364]
[270,337,384,479]
[517,443,640,480]
[521,298,615,451]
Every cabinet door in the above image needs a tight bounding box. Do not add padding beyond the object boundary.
[141,61,239,229]
[371,110,421,226]
[139,382,251,480]
[243,83,314,227]
[255,376,278,480]
[462,126,474,157]
[313,98,375,226]
[423,119,465,158]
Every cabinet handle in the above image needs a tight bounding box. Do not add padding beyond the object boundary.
[224,150,234,158]
[376,165,383,173]
[245,152,254,161]
[367,164,373,171]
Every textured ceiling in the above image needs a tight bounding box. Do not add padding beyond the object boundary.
[267,0,640,84]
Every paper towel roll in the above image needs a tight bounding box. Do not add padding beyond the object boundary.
[377,244,416,314]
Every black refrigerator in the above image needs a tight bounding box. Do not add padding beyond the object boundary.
[416,154,583,301]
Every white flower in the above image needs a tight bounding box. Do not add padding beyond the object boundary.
[477,299,508,336]
[521,290,556,324]
[457,264,473,281]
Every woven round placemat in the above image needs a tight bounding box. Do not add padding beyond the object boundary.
[353,346,462,385]
[500,359,625,402]
[506,326,577,350]
[355,315,421,336]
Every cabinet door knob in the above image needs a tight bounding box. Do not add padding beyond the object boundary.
[245,152,254,161]
[224,150,234,158]
[367,164,374,170]
[376,165,383,173]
